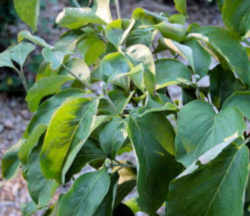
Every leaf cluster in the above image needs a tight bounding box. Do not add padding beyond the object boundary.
[1,0,250,215]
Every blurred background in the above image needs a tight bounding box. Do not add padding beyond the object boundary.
[0,0,222,215]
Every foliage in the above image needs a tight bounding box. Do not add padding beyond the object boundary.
[1,0,250,215]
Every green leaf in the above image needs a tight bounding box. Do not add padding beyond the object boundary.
[155,22,187,42]
[36,62,58,81]
[58,169,110,216]
[126,24,155,47]
[99,117,127,159]
[222,0,250,35]
[26,88,85,135]
[26,75,73,112]
[65,139,106,181]
[42,48,70,70]
[184,39,211,77]
[19,124,47,164]
[127,44,156,94]
[209,65,245,109]
[77,36,106,65]
[175,100,246,167]
[9,42,35,67]
[56,7,106,29]
[167,145,249,216]
[18,30,53,48]
[222,91,250,119]
[128,112,183,214]
[174,0,187,15]
[163,38,210,77]
[24,147,58,206]
[0,50,15,69]
[92,52,131,90]
[115,179,137,207]
[54,30,84,52]
[105,19,126,48]
[189,26,250,86]
[132,8,166,25]
[13,0,40,32]
[40,98,99,183]
[1,141,21,179]
[94,172,119,216]
[60,58,90,82]
[21,201,37,216]
[155,59,192,89]
[99,88,133,115]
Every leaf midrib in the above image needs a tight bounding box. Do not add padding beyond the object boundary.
[204,147,239,216]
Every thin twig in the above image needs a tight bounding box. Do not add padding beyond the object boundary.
[14,67,28,93]
[72,0,81,7]
[115,0,121,19]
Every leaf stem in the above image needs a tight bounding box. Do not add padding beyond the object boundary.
[62,64,100,96]
[14,67,28,93]
[72,0,81,7]
[115,0,121,19]
[113,159,135,168]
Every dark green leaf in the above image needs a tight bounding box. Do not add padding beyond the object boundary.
[24,147,58,206]
[19,124,47,164]
[222,91,250,119]
[222,0,250,35]
[128,112,183,214]
[58,169,110,216]
[209,65,245,108]
[189,26,250,86]
[92,52,131,90]
[155,59,192,89]
[167,145,249,216]
[94,172,119,216]
[115,179,136,207]
[99,117,127,159]
[175,100,246,167]
[184,39,211,77]
[65,139,106,181]
[113,203,135,216]
[1,141,21,179]
[99,88,133,115]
